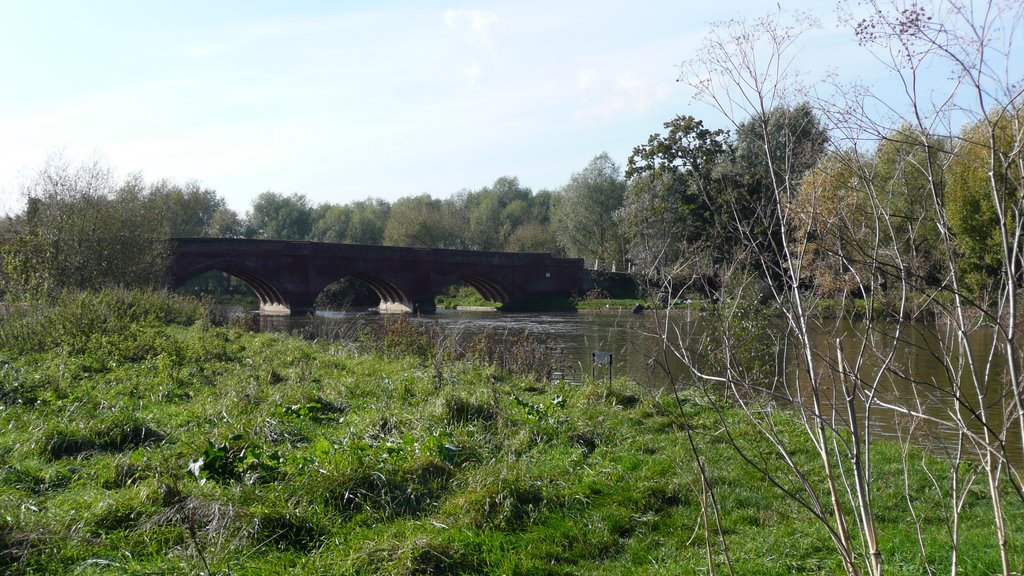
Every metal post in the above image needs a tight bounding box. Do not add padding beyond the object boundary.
[591,351,613,383]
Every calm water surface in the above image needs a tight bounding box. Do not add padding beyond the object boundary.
[260,308,671,383]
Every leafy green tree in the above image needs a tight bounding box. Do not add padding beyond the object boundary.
[310,203,353,243]
[347,198,390,245]
[624,115,735,271]
[505,221,559,253]
[733,103,829,283]
[494,187,563,254]
[144,178,226,237]
[628,115,731,184]
[788,149,870,296]
[526,189,555,225]
[1,157,169,301]
[459,177,533,251]
[383,194,459,248]
[553,153,626,267]
[945,109,1023,296]
[616,170,695,279]
[208,206,244,238]
[245,192,313,240]
[784,126,944,298]
[870,128,948,288]
[309,198,391,245]
[734,102,828,191]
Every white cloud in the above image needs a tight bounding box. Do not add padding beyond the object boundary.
[441,8,502,83]
[442,8,500,47]
[573,70,674,121]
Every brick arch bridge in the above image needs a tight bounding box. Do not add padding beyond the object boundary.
[167,238,587,315]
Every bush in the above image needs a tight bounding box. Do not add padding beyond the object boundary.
[0,289,208,355]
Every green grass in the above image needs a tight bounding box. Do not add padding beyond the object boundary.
[435,286,500,310]
[0,290,1020,574]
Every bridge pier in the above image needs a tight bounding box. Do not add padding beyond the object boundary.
[260,292,318,316]
[376,299,437,314]
[259,302,293,315]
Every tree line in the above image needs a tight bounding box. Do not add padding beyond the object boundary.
[0,95,1016,309]
[0,151,638,301]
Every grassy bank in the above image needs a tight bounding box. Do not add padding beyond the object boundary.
[0,291,1020,574]
[435,286,501,311]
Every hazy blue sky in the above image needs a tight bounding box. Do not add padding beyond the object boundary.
[0,1,877,214]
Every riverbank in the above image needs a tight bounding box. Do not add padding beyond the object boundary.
[575,298,650,312]
[0,291,1020,574]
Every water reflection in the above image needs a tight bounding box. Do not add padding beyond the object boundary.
[258,308,674,384]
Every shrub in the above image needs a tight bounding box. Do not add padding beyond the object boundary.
[0,289,207,354]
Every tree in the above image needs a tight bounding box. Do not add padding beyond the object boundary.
[945,110,1023,296]
[310,203,353,243]
[787,148,870,296]
[245,192,313,240]
[553,153,626,267]
[735,102,828,190]
[623,115,735,288]
[382,194,459,248]
[456,176,533,251]
[208,206,244,238]
[615,171,694,281]
[869,127,948,290]
[504,221,559,253]
[145,179,226,237]
[734,103,829,286]
[1,156,169,300]
[347,198,390,245]
[526,189,555,225]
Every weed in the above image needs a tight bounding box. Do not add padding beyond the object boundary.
[0,289,207,355]
[188,436,283,485]
[278,398,348,422]
[442,468,548,529]
[246,509,323,551]
[571,429,600,456]
[41,428,97,461]
[443,394,498,425]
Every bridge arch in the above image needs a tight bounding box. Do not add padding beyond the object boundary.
[348,272,411,312]
[438,275,511,305]
[173,260,288,313]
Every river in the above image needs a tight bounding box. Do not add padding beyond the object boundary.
[251,307,1023,468]
[258,308,669,383]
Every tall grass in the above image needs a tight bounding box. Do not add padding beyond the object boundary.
[0,289,207,355]
[358,315,556,380]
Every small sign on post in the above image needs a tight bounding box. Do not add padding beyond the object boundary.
[591,351,613,383]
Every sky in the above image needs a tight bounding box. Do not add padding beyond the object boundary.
[0,1,882,215]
